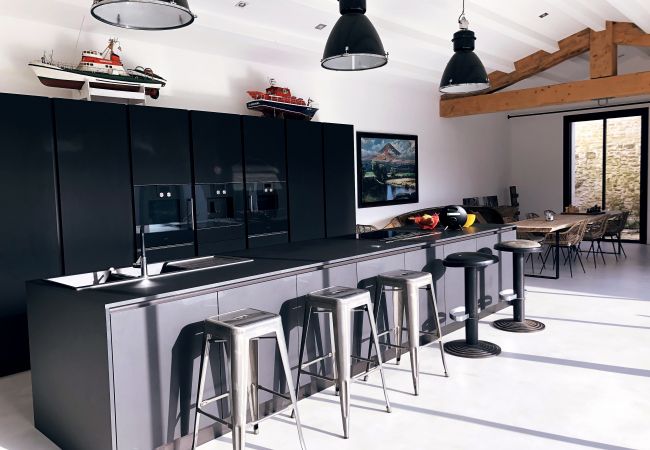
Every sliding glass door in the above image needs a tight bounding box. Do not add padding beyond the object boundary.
[564,108,648,243]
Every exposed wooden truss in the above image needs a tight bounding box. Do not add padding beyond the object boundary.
[466,29,591,96]
[440,71,650,118]
[440,22,650,118]
[613,22,650,47]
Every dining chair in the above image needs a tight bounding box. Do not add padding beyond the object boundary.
[602,211,630,260]
[540,220,588,278]
[581,216,609,268]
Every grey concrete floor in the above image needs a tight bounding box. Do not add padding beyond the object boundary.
[1,245,649,450]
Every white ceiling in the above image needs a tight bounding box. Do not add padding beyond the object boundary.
[3,0,650,85]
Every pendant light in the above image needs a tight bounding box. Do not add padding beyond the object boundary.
[90,0,196,31]
[321,0,388,71]
[439,0,490,94]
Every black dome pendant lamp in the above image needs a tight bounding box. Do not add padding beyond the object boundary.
[321,0,388,71]
[91,0,196,31]
[439,0,490,94]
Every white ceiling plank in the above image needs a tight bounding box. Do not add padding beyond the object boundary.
[604,0,650,33]
[193,9,442,81]
[542,0,605,30]
[465,1,559,52]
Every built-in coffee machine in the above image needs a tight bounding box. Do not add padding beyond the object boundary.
[134,184,195,262]
[246,180,288,246]
[193,182,246,254]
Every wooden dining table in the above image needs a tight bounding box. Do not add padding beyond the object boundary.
[513,213,609,279]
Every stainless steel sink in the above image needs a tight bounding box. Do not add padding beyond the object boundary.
[46,256,253,290]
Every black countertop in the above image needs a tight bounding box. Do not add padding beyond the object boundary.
[32,224,515,309]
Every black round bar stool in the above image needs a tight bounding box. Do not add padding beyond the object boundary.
[493,240,546,333]
[443,252,501,358]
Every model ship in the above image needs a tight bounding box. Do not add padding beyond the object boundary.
[246,79,318,120]
[29,39,166,99]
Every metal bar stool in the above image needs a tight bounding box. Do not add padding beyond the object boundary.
[443,252,501,358]
[192,308,306,450]
[294,286,391,439]
[365,270,449,396]
[493,240,545,332]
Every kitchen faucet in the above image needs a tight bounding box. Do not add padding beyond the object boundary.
[134,227,149,278]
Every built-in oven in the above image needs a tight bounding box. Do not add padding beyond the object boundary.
[194,182,246,254]
[134,184,195,262]
[246,180,288,247]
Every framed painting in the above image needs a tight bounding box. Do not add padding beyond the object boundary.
[356,132,419,208]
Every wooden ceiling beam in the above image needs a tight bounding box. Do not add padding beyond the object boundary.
[543,0,605,31]
[613,22,650,47]
[590,21,618,79]
[441,28,590,98]
[440,70,650,118]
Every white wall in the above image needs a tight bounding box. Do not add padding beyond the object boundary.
[508,104,650,242]
[0,15,510,228]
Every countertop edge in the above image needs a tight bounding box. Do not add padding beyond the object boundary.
[100,225,516,311]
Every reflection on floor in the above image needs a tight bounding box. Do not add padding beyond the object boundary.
[528,243,650,299]
[0,245,648,450]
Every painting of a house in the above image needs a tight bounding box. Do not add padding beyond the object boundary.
[357,132,418,208]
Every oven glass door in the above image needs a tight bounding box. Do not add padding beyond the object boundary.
[134,184,194,254]
[246,181,288,236]
[194,183,245,230]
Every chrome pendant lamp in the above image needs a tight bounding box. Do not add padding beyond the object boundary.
[439,0,490,94]
[321,0,388,71]
[90,0,196,31]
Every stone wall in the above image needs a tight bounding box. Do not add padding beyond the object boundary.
[573,117,641,230]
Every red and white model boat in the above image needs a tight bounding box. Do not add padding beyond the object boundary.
[247,79,318,120]
[29,39,166,99]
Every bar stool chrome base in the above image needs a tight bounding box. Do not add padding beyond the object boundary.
[367,269,449,396]
[492,318,545,333]
[443,339,501,358]
[192,308,306,450]
[295,286,391,439]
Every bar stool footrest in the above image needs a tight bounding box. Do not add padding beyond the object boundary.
[196,408,231,428]
[449,307,469,322]
[444,339,501,358]
[299,370,336,383]
[300,352,333,368]
[499,289,518,304]
[492,318,545,333]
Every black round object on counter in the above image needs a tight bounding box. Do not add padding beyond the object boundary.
[440,205,468,230]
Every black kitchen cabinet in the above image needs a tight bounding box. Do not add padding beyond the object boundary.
[285,120,325,242]
[130,106,194,262]
[241,116,288,248]
[191,111,246,255]
[323,123,355,237]
[0,93,61,375]
[54,99,134,274]
[129,105,192,185]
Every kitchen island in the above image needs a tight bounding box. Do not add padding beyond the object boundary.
[26,224,516,450]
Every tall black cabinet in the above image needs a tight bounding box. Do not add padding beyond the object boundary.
[323,123,356,237]
[129,106,194,262]
[191,111,246,254]
[242,116,289,248]
[0,93,61,376]
[286,120,325,242]
[54,99,134,274]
